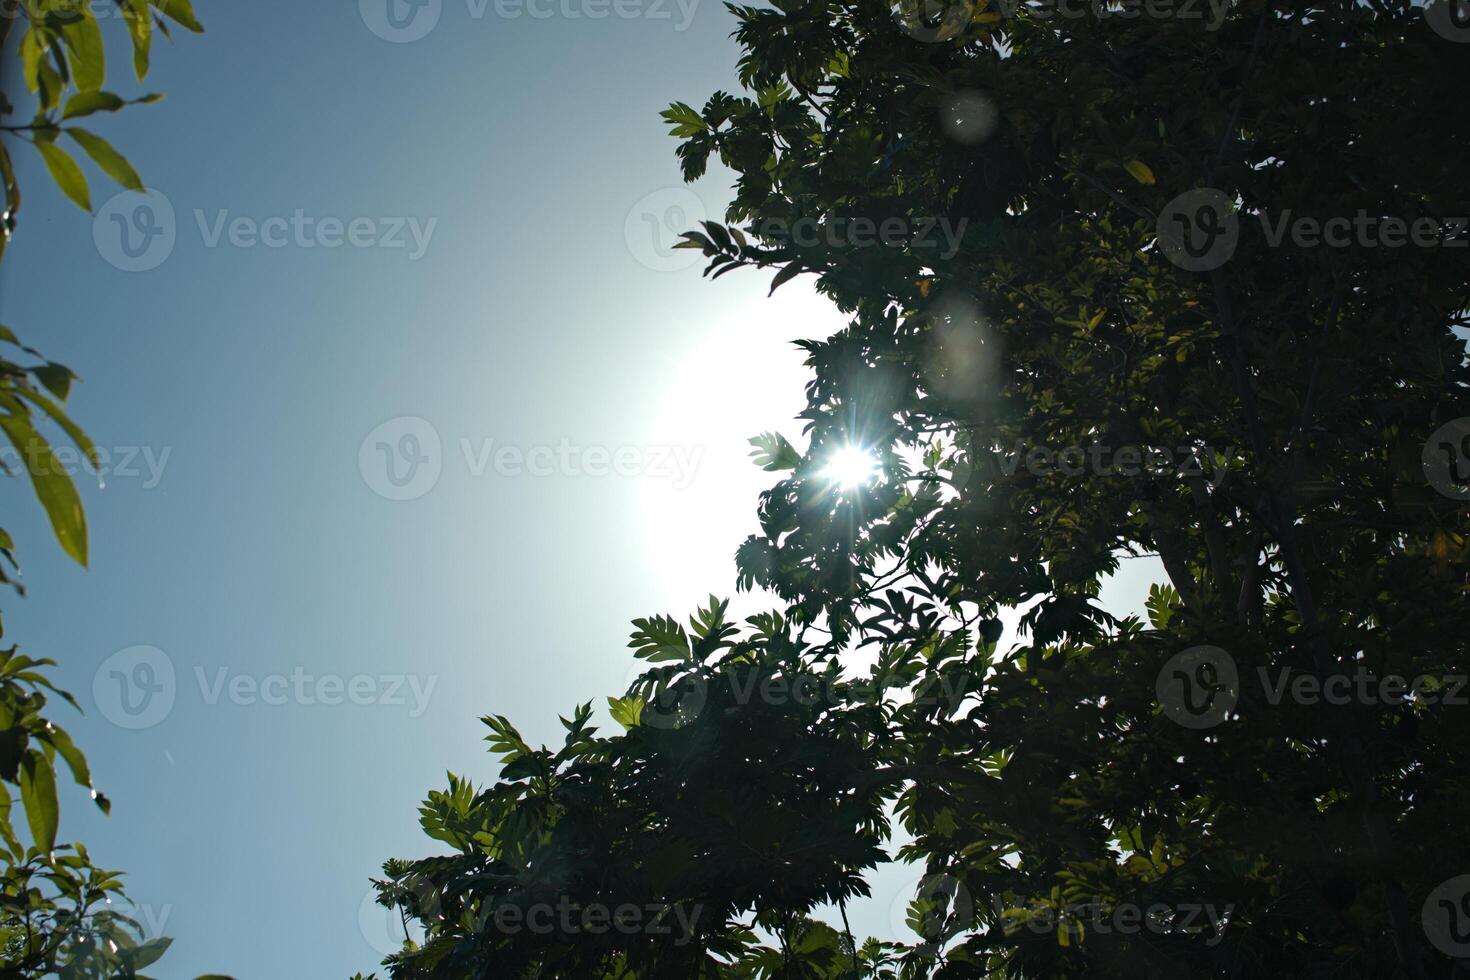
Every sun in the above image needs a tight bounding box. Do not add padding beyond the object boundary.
[822,445,879,489]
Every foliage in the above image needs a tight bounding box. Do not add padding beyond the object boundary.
[373,1,1469,977]
[0,1,221,976]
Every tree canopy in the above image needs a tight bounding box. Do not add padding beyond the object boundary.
[370,0,1469,976]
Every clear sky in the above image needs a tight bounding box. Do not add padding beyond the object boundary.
[0,3,1157,974]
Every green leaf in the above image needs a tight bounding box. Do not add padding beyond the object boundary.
[15,385,100,468]
[628,615,691,662]
[1123,159,1156,186]
[660,102,706,138]
[1145,583,1178,630]
[19,751,58,853]
[62,90,125,119]
[59,11,105,92]
[20,29,43,94]
[607,695,644,731]
[0,415,88,565]
[978,617,1003,649]
[30,362,76,402]
[130,936,174,968]
[767,262,802,295]
[151,0,205,32]
[39,723,93,791]
[748,431,801,472]
[67,128,144,191]
[34,140,91,211]
[122,0,153,79]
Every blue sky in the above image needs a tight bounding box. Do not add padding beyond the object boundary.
[0,3,1159,974]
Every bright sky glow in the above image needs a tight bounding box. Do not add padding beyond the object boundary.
[823,445,880,489]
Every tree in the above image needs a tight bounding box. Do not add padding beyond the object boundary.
[0,2,224,976]
[370,0,1470,976]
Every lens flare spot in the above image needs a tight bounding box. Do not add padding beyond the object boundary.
[824,446,880,489]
